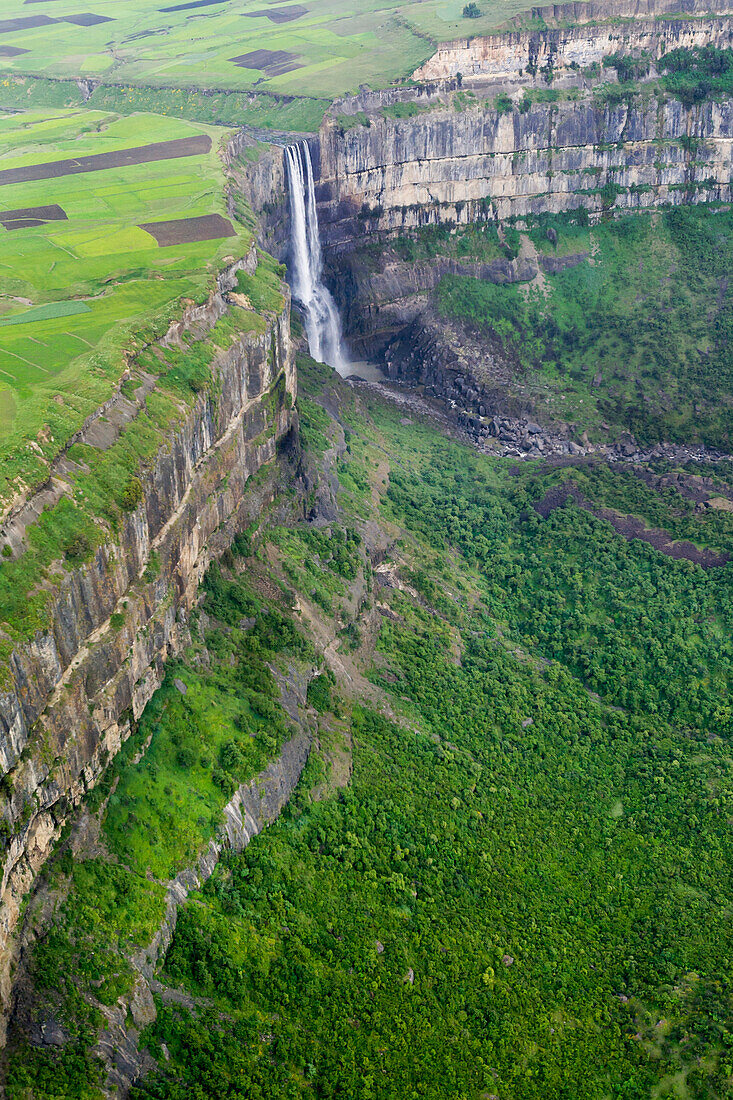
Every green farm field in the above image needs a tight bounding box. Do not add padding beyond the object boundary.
[0,107,249,505]
[0,0,531,101]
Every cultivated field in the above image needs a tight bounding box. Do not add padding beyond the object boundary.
[0,107,248,504]
[0,0,532,100]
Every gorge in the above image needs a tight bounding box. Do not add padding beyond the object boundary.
[0,0,732,1093]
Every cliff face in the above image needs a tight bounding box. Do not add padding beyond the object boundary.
[336,247,586,356]
[239,55,733,252]
[227,133,290,261]
[414,14,733,86]
[0,279,296,1025]
[516,0,733,26]
[316,95,733,242]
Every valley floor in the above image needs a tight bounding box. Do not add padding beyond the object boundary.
[6,357,733,1099]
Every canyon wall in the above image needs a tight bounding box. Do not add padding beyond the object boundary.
[514,0,733,26]
[414,14,733,86]
[315,94,733,243]
[227,132,289,260]
[0,276,296,1029]
[239,17,733,255]
[335,246,585,356]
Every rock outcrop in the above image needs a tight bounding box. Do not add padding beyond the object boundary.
[335,244,587,356]
[239,7,733,250]
[99,724,312,1095]
[316,94,733,241]
[0,280,296,1031]
[414,11,733,87]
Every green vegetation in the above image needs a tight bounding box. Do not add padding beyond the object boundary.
[0,313,286,677]
[103,570,307,879]
[0,77,330,134]
[0,0,532,107]
[380,101,430,121]
[518,86,561,110]
[271,522,362,616]
[235,254,287,316]
[8,362,733,1097]
[6,856,166,1098]
[369,221,506,264]
[336,112,371,133]
[434,208,733,448]
[599,47,733,109]
[113,372,732,1099]
[0,108,249,509]
[5,549,313,1096]
[604,50,651,83]
[3,10,733,1096]
[660,45,733,106]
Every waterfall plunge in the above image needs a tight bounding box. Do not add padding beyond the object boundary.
[284,141,349,376]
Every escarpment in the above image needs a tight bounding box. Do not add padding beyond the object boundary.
[519,0,733,21]
[2,0,733,1057]
[0,266,296,1031]
[236,1,733,255]
[316,94,733,243]
[414,9,733,86]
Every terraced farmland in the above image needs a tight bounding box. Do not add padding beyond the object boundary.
[0,107,248,505]
[0,0,531,101]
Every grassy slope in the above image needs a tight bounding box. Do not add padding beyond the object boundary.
[430,207,733,448]
[5,554,314,1099]
[0,0,528,99]
[132,367,733,1099]
[12,359,733,1098]
[0,108,249,508]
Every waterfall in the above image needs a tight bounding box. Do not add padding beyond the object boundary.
[284,141,349,376]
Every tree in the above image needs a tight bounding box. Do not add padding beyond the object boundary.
[463,3,481,16]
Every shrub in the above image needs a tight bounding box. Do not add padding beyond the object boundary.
[219,740,246,773]
[176,747,196,769]
[502,224,522,259]
[307,673,334,714]
[213,768,236,797]
[604,51,650,82]
[64,533,91,563]
[463,2,481,15]
[120,477,144,513]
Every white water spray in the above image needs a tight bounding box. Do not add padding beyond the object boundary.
[284,141,349,375]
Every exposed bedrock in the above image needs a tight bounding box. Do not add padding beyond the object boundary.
[0,296,296,1033]
[316,95,733,243]
[415,11,733,86]
[334,246,586,357]
[382,309,531,420]
[514,0,733,26]
[227,132,289,261]
[239,92,733,261]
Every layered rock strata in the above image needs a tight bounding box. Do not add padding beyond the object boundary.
[513,0,733,27]
[414,12,733,87]
[316,95,733,242]
[0,285,296,1029]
